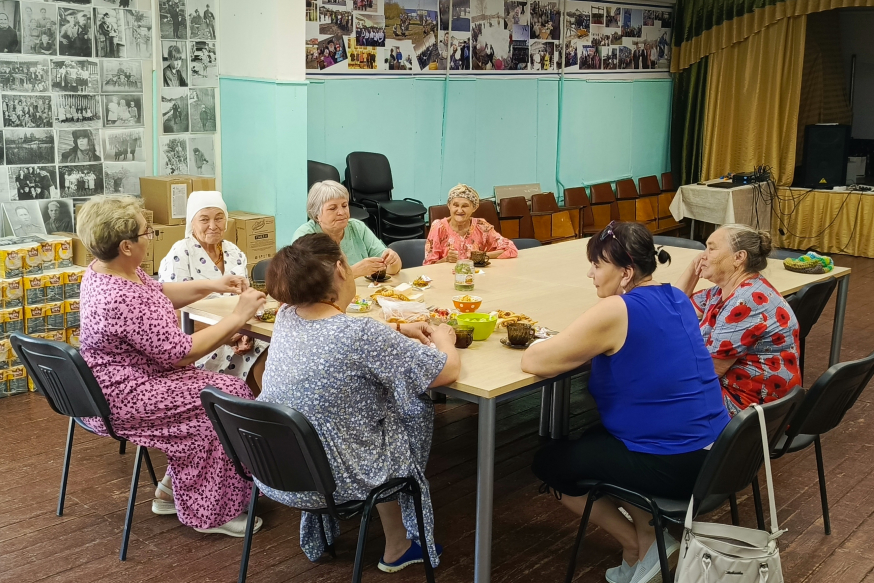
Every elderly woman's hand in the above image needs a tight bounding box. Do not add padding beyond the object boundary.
[214,274,249,295]
[352,257,386,279]
[399,322,433,345]
[230,333,254,355]
[381,248,402,274]
[232,288,267,321]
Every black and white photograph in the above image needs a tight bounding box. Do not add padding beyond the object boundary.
[94,8,125,58]
[0,130,4,165]
[4,128,54,164]
[190,40,216,86]
[103,128,144,161]
[471,0,510,70]
[46,0,89,4]
[439,0,470,31]
[529,39,554,70]
[22,2,58,55]
[159,136,188,175]
[2,94,52,127]
[351,0,377,13]
[40,198,73,233]
[104,162,145,194]
[187,0,215,40]
[58,163,103,197]
[124,9,152,59]
[100,59,142,92]
[319,7,352,36]
[355,14,385,46]
[102,93,142,126]
[52,93,101,128]
[530,1,559,40]
[8,166,57,201]
[189,87,215,132]
[58,7,92,58]
[3,201,47,235]
[622,8,641,38]
[0,1,22,54]
[385,0,436,45]
[162,39,187,86]
[564,1,589,40]
[161,87,188,133]
[0,57,49,91]
[160,0,187,40]
[57,128,101,163]
[93,0,137,6]
[188,134,214,176]
[50,58,98,92]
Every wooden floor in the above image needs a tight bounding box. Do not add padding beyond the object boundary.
[3,255,874,583]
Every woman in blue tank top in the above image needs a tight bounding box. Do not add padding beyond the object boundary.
[522,222,730,583]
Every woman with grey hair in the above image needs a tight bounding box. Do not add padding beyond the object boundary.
[291,179,402,278]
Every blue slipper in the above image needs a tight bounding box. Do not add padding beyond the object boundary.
[378,541,443,573]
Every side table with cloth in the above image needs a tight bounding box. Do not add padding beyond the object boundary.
[670,180,773,237]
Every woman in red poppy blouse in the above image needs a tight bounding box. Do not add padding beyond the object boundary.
[676,224,801,416]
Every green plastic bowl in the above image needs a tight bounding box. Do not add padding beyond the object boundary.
[456,313,498,341]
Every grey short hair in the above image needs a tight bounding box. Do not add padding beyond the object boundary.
[76,196,143,261]
[306,180,349,221]
[720,223,773,273]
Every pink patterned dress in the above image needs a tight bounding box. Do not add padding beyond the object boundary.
[423,217,518,265]
[80,266,253,529]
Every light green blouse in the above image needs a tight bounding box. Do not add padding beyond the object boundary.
[291,218,387,265]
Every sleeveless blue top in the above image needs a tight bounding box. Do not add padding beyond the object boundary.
[589,285,730,455]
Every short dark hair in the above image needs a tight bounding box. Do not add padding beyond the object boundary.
[167,44,182,60]
[586,221,670,278]
[267,233,345,305]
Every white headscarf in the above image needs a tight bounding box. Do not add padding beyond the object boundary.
[186,190,228,238]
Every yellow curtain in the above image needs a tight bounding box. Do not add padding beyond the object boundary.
[774,188,874,257]
[702,16,807,186]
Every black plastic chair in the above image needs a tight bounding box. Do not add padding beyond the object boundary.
[251,259,270,283]
[652,235,705,250]
[200,387,435,583]
[345,152,427,243]
[786,277,837,380]
[751,349,874,536]
[307,160,370,223]
[565,388,804,583]
[512,238,542,250]
[389,240,426,268]
[9,332,158,561]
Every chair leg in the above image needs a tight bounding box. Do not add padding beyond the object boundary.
[238,484,260,583]
[815,436,831,535]
[351,495,379,583]
[729,494,740,526]
[118,439,126,455]
[142,448,158,487]
[565,488,598,583]
[408,481,436,583]
[751,475,766,531]
[317,514,336,558]
[651,515,672,583]
[120,445,145,561]
[58,417,76,517]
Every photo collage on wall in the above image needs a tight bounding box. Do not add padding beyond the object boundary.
[0,0,152,218]
[306,0,671,73]
[158,0,217,178]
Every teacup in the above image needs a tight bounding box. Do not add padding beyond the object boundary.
[454,326,474,349]
[370,268,388,281]
[470,250,490,266]
[507,322,535,346]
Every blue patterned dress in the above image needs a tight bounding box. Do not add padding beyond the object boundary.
[256,306,446,565]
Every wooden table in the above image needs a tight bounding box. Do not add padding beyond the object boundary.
[182,240,851,583]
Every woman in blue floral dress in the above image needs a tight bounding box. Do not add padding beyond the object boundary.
[257,234,460,572]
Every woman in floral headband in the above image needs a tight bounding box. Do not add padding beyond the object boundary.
[423,184,518,265]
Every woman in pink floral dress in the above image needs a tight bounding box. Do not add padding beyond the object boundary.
[76,196,267,536]
[424,184,518,265]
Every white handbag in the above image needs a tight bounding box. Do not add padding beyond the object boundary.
[674,405,785,583]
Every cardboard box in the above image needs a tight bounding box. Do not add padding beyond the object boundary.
[152,223,186,267]
[140,176,216,225]
[225,217,236,245]
[228,211,276,264]
[140,260,154,275]
[1,278,22,309]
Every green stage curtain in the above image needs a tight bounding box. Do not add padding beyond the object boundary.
[670,57,709,186]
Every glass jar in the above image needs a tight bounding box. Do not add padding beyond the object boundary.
[454,259,475,292]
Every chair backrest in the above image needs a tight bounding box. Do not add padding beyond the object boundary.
[513,238,542,250]
[652,235,705,251]
[661,172,675,192]
[638,175,661,196]
[499,196,535,239]
[473,200,502,234]
[388,240,426,268]
[345,152,393,203]
[563,187,595,229]
[691,388,804,512]
[200,386,341,512]
[251,259,270,283]
[307,160,341,191]
[615,179,639,200]
[531,192,559,213]
[428,205,450,225]
[589,183,616,204]
[786,277,837,342]
[10,332,120,440]
[783,350,874,441]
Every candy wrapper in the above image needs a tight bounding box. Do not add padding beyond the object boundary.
[376,296,430,324]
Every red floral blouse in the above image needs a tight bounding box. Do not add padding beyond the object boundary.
[423,218,518,265]
[692,275,802,416]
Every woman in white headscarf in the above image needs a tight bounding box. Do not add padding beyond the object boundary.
[158,191,269,392]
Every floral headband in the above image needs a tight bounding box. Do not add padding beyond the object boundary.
[447,184,480,211]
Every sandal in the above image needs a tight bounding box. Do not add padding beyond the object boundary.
[151,481,177,515]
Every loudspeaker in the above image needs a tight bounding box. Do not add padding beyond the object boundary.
[802,125,851,189]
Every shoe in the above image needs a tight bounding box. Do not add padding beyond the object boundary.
[628,532,680,583]
[151,481,177,515]
[606,559,637,583]
[378,541,443,573]
[194,513,263,538]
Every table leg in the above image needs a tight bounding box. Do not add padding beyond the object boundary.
[182,311,194,335]
[539,385,552,437]
[829,275,850,366]
[689,219,696,240]
[474,397,496,583]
